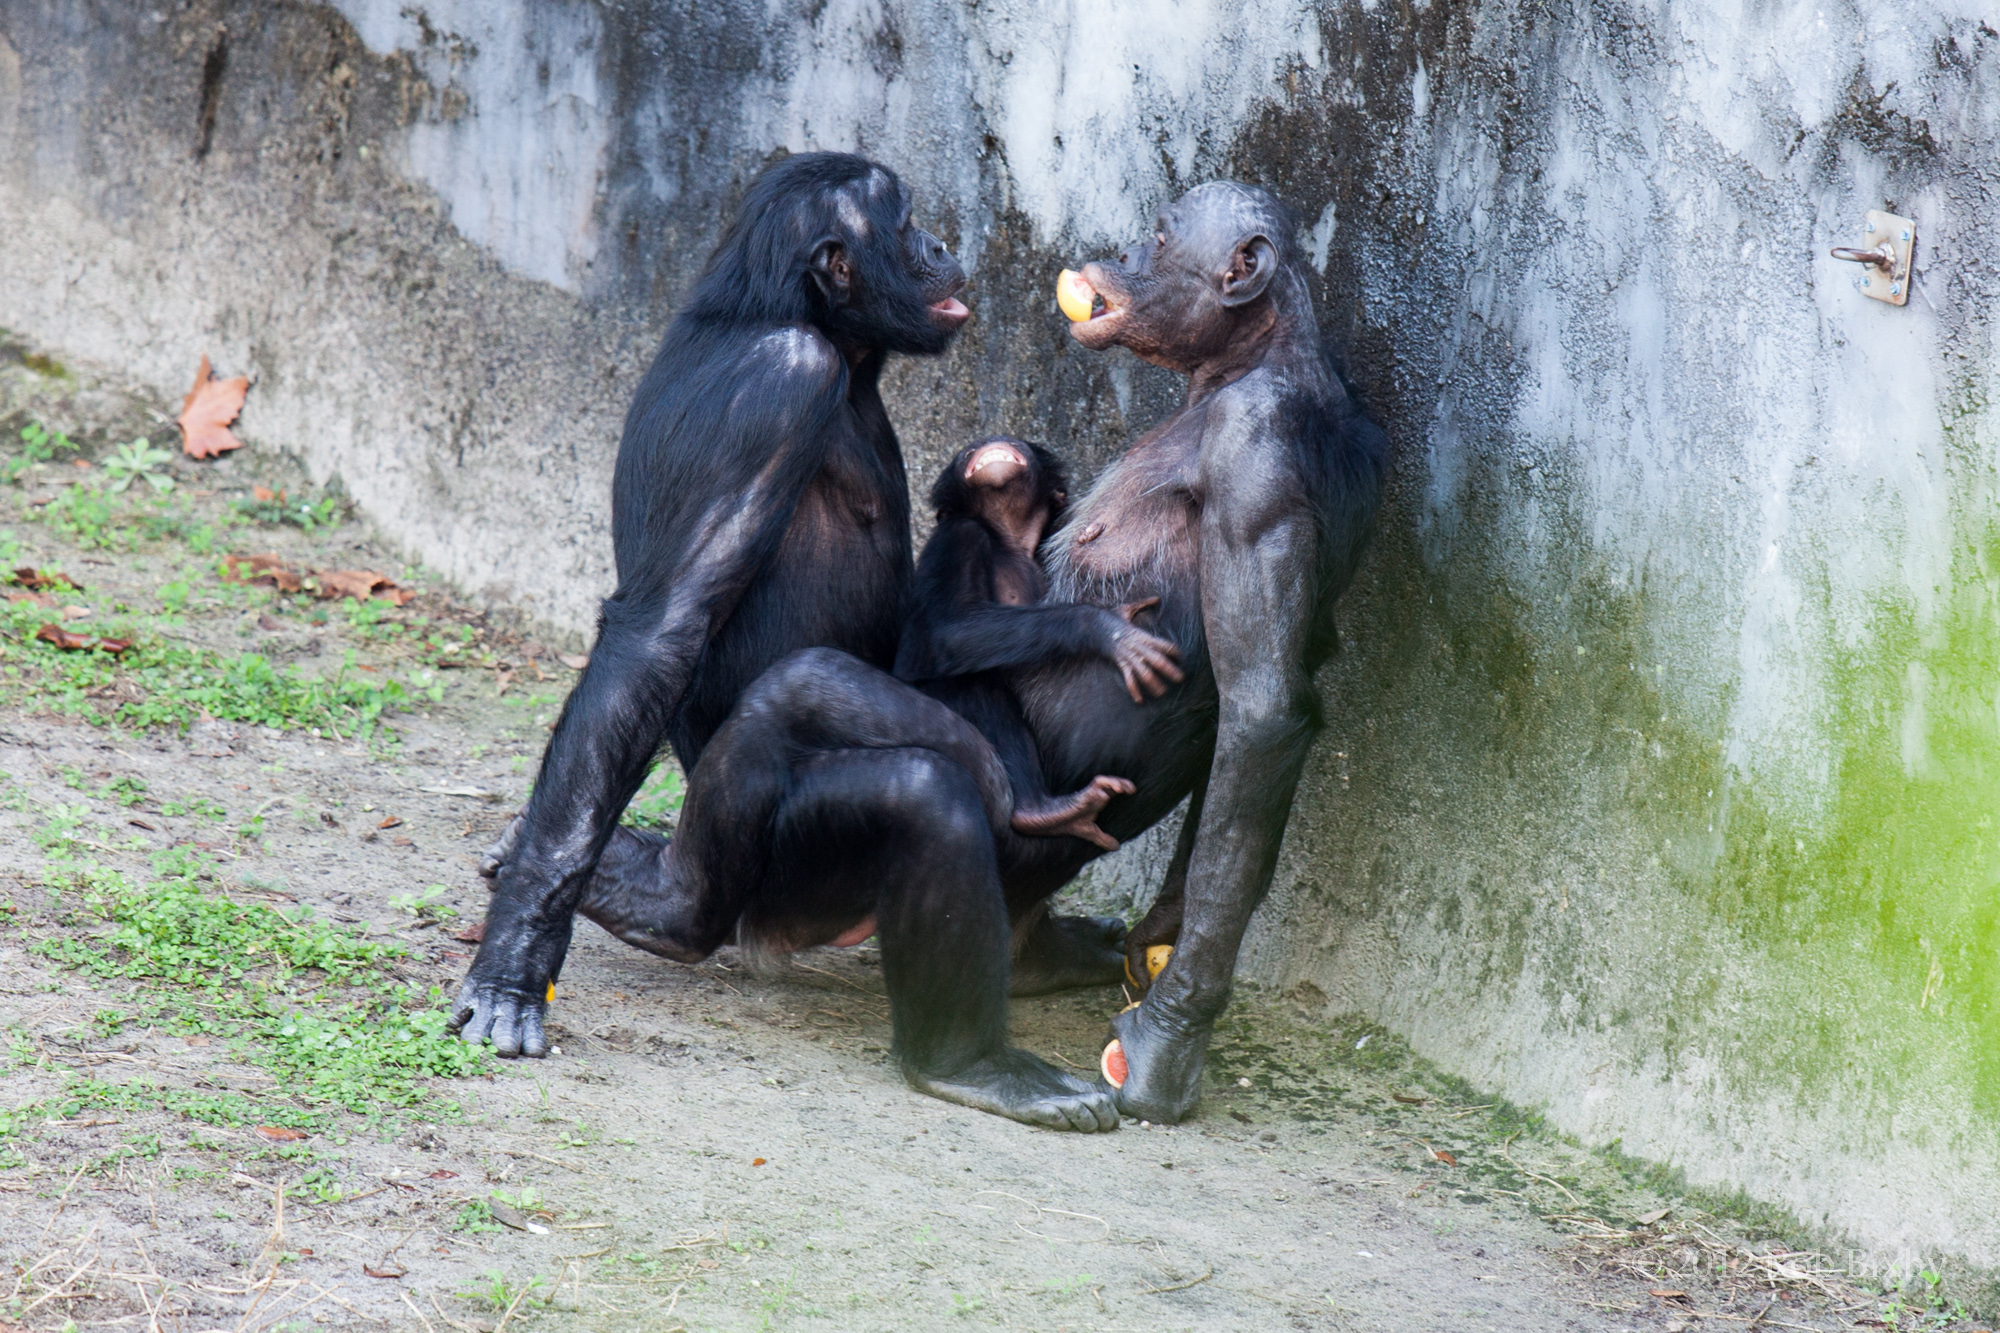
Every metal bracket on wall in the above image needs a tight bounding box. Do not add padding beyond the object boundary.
[1830,210,1915,306]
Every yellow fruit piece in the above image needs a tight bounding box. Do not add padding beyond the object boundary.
[545,981,557,1003]
[1056,269,1097,323]
[1145,944,1173,980]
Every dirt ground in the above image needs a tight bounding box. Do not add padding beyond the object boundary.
[0,344,1973,1332]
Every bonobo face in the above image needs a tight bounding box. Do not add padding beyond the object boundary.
[810,166,969,357]
[936,436,1068,557]
[1066,182,1285,375]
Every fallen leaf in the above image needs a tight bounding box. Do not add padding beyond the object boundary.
[752,1158,767,1166]
[255,1125,307,1142]
[1635,1207,1671,1226]
[1430,1148,1457,1166]
[296,1248,314,1257]
[558,653,589,671]
[252,485,280,502]
[427,1169,457,1180]
[453,921,486,944]
[1649,1290,1690,1302]
[222,552,304,593]
[313,568,406,602]
[178,354,250,459]
[35,623,96,651]
[697,1258,719,1271]
[11,566,82,591]
[363,1263,407,1279]
[60,604,91,620]
[377,815,403,829]
[5,591,55,607]
[1392,1093,1427,1105]
[129,819,157,831]
[392,836,414,847]
[486,1198,549,1233]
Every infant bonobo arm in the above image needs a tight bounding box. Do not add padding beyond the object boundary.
[1108,391,1324,1120]
[452,339,847,1059]
[896,601,1182,703]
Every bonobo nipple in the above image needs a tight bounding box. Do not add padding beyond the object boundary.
[1056,269,1097,324]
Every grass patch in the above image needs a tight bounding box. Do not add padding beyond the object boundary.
[24,846,487,1123]
[0,594,426,738]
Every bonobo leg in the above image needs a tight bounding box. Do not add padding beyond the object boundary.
[770,747,1116,1131]
[1120,777,1204,992]
[453,597,688,1057]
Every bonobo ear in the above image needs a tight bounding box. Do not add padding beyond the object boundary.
[1218,233,1277,308]
[808,238,852,308]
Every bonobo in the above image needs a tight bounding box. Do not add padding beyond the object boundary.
[1038,181,1389,1121]
[452,152,972,1057]
[896,436,1183,851]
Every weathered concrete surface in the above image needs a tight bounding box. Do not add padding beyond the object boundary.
[2,0,1996,1296]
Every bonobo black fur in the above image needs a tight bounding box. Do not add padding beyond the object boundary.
[897,437,1183,852]
[512,180,1388,1132]
[452,152,970,1059]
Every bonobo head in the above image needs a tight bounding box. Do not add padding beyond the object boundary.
[688,151,969,356]
[1061,181,1313,380]
[931,436,1069,558]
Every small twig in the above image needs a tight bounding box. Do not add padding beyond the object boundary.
[1140,1265,1213,1295]
[400,1289,436,1333]
[493,1277,533,1333]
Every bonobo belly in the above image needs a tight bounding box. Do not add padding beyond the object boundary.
[669,518,907,766]
[1014,594,1214,846]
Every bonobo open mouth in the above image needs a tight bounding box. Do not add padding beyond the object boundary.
[965,440,1027,484]
[1059,265,1128,348]
[928,279,972,329]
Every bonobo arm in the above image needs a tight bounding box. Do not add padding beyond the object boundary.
[452,332,848,1058]
[1109,388,1323,1120]
[897,602,1141,677]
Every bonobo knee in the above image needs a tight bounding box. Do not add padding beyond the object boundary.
[883,749,992,849]
[746,646,863,705]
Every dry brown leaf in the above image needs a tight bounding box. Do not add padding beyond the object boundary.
[427,1169,458,1179]
[1430,1148,1458,1166]
[95,637,132,653]
[5,591,55,608]
[252,485,281,503]
[178,354,250,459]
[377,815,403,829]
[255,1124,307,1142]
[453,921,486,944]
[1649,1290,1690,1302]
[35,623,104,652]
[310,568,416,604]
[223,552,305,593]
[558,653,590,671]
[11,566,82,591]
[363,1263,407,1279]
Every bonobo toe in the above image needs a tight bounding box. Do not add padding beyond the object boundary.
[450,981,549,1059]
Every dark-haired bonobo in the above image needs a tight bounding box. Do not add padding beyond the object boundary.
[450,151,978,1056]
[897,436,1184,853]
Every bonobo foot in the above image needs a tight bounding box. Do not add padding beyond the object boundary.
[1099,996,1212,1123]
[906,1048,1120,1132]
[1010,910,1127,996]
[1010,775,1136,851]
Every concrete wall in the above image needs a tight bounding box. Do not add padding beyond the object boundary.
[2,0,1995,1290]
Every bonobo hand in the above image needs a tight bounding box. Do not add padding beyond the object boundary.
[476,811,526,881]
[1106,598,1184,702]
[449,897,572,1059]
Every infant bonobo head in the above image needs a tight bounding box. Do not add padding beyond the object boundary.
[690,152,969,356]
[1058,181,1311,378]
[931,436,1069,558]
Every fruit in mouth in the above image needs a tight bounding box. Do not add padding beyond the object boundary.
[1056,269,1097,324]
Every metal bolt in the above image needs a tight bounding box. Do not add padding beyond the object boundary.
[1866,222,1876,233]
[1891,284,1901,295]
[1900,229,1911,241]
[1862,276,1871,287]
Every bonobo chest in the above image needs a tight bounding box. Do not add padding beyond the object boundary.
[1049,406,1207,618]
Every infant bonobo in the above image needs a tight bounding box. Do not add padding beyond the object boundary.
[896,437,1183,850]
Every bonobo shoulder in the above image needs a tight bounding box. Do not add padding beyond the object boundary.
[748,326,844,386]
